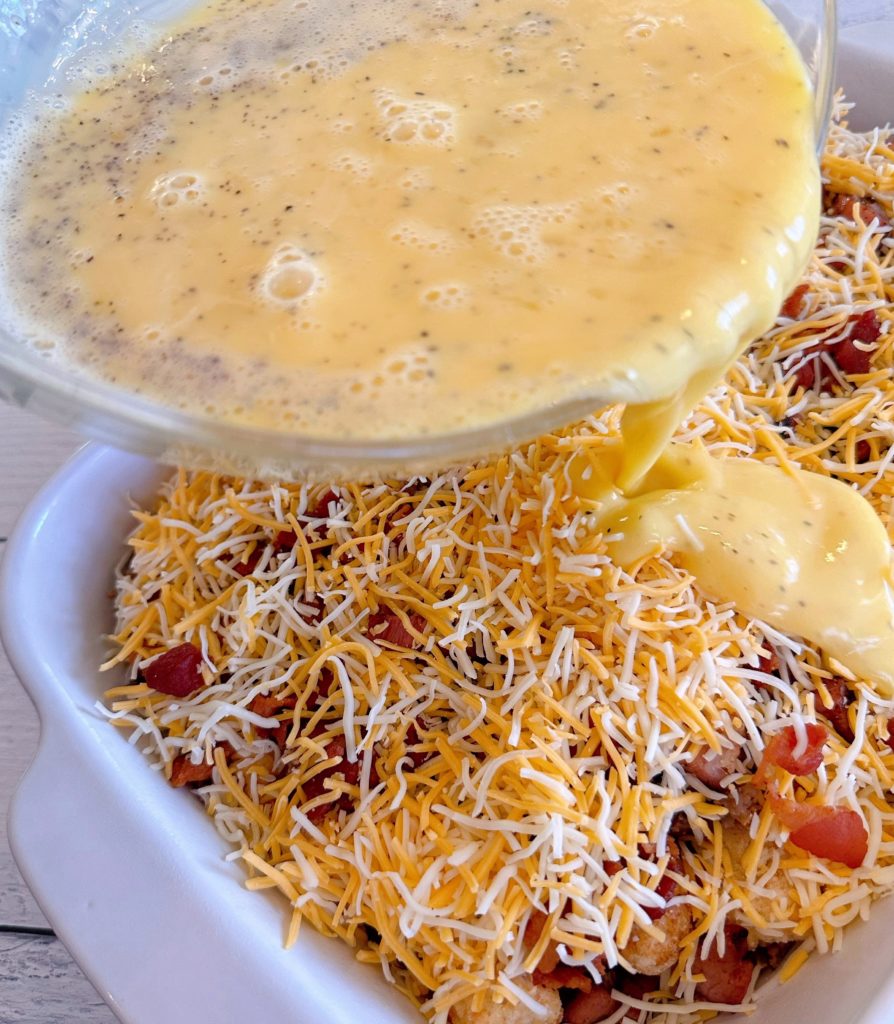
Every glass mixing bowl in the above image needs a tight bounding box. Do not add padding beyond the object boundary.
[0,0,837,480]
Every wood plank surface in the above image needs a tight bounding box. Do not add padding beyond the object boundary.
[0,407,77,932]
[0,407,95,1017]
[0,405,78,538]
[0,934,116,1023]
[0,666,46,930]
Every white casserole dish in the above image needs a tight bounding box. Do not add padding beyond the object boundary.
[3,26,894,1024]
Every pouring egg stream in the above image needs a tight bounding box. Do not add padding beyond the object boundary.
[1,0,892,701]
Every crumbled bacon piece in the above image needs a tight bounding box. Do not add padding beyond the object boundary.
[366,609,426,648]
[170,755,214,787]
[274,529,298,551]
[801,817,868,868]
[668,812,695,843]
[849,308,883,345]
[265,722,285,749]
[816,677,855,743]
[384,502,413,531]
[308,488,339,519]
[383,502,414,547]
[601,845,681,921]
[523,910,560,973]
[250,691,298,718]
[767,789,868,868]
[378,501,417,552]
[532,963,592,992]
[828,192,891,230]
[308,667,335,708]
[688,744,741,789]
[250,691,298,748]
[233,549,261,576]
[758,942,795,970]
[296,592,324,625]
[791,310,881,391]
[646,873,678,921]
[756,724,826,782]
[170,742,233,787]
[694,924,754,1005]
[791,343,823,390]
[634,841,684,921]
[563,983,619,1024]
[779,283,809,319]
[855,439,873,464]
[753,648,780,692]
[144,642,205,697]
[404,719,435,768]
[757,649,779,675]
[833,311,881,375]
[617,970,656,1000]
[303,735,363,823]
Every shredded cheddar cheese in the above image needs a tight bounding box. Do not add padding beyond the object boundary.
[103,103,894,1024]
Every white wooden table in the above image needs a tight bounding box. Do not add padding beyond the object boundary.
[1,3,892,1019]
[0,407,118,1022]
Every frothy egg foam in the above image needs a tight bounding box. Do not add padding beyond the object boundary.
[150,171,206,209]
[376,91,458,147]
[421,283,470,311]
[473,202,579,265]
[390,220,459,256]
[0,0,818,442]
[259,245,325,311]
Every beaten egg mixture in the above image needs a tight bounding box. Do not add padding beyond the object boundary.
[1,0,816,442]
